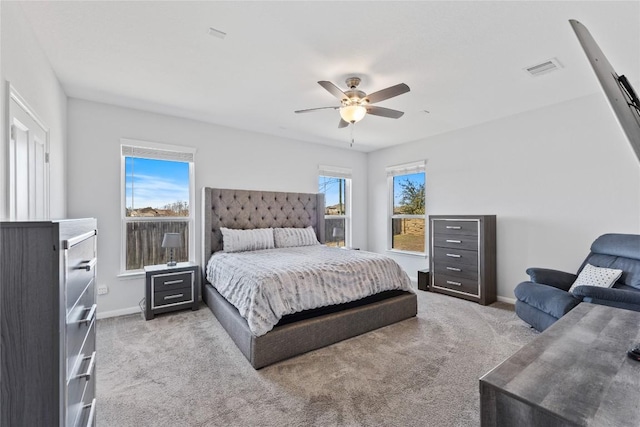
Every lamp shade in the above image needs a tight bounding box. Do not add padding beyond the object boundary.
[161,233,182,248]
[339,105,366,123]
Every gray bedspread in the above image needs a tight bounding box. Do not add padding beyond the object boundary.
[206,245,413,336]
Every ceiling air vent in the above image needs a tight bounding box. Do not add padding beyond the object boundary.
[524,58,563,77]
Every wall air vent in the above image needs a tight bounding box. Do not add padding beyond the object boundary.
[524,58,563,77]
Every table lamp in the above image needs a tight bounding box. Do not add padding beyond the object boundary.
[161,232,182,266]
[332,227,344,246]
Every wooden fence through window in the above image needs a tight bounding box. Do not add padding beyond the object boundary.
[126,221,189,270]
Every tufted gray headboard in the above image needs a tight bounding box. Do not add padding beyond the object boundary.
[201,187,325,271]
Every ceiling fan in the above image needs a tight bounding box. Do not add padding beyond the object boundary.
[295,77,410,128]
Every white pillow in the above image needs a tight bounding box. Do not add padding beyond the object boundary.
[221,227,274,253]
[273,226,319,248]
[568,263,623,293]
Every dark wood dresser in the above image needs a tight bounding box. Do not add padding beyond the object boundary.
[429,215,496,305]
[1,219,98,426]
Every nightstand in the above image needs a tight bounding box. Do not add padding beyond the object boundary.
[143,262,200,320]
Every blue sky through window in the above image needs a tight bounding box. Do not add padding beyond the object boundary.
[393,172,425,207]
[125,157,189,209]
[318,176,346,208]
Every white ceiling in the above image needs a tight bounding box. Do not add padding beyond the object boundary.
[17,1,640,152]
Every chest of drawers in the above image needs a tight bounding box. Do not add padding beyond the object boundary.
[429,215,496,305]
[1,219,97,427]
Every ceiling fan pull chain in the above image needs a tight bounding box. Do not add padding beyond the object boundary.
[350,124,355,148]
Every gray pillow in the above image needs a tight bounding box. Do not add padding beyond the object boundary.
[273,226,319,248]
[221,227,274,252]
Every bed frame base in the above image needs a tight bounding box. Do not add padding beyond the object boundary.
[203,284,418,369]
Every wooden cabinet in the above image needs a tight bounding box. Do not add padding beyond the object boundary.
[429,215,496,305]
[143,262,199,320]
[1,219,98,427]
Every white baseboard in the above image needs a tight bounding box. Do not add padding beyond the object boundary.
[97,306,141,320]
[96,293,515,319]
[497,295,516,305]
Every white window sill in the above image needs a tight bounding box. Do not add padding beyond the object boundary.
[387,249,428,258]
[117,271,145,280]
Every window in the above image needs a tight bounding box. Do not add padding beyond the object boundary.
[121,141,195,272]
[387,161,426,254]
[318,165,352,247]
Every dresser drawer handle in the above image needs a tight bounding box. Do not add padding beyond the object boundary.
[445,240,461,244]
[163,279,184,285]
[446,280,462,286]
[77,351,97,381]
[164,293,184,300]
[64,230,97,249]
[446,267,461,272]
[77,258,97,272]
[446,253,461,258]
[83,398,97,427]
[446,226,461,230]
[79,304,97,325]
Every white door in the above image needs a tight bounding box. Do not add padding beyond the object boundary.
[8,92,49,220]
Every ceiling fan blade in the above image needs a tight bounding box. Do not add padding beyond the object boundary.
[366,106,405,119]
[318,81,349,101]
[366,83,410,104]
[295,106,339,114]
[338,118,350,128]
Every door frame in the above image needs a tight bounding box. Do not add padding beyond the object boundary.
[6,82,51,219]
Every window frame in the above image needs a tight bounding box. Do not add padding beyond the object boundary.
[386,161,427,257]
[119,139,196,275]
[318,165,352,248]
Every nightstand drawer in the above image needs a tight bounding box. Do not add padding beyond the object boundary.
[152,271,194,292]
[153,287,193,308]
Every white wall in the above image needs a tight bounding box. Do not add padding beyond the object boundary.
[0,2,67,219]
[368,93,640,301]
[67,98,368,316]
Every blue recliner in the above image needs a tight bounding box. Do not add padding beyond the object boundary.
[514,233,640,331]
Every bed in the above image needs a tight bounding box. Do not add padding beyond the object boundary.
[201,187,418,368]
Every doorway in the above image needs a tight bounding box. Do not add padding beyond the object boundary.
[7,85,50,220]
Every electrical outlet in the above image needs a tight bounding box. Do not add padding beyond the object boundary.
[97,285,108,295]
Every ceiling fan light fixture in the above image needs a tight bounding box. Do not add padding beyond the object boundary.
[340,105,367,124]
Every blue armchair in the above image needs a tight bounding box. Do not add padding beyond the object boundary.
[514,233,640,331]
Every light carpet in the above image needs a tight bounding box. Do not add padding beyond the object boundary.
[97,289,537,427]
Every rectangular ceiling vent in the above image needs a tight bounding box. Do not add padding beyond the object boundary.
[524,58,563,77]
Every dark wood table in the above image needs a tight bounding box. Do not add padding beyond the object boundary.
[480,303,640,426]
